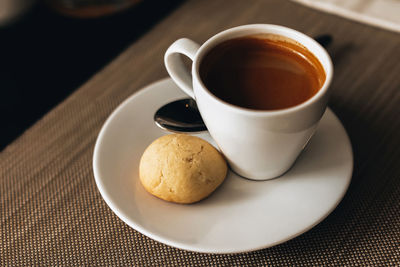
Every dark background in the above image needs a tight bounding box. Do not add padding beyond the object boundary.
[0,0,184,150]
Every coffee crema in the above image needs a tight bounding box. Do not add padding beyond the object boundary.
[200,35,326,110]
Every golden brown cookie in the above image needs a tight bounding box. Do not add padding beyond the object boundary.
[139,134,227,204]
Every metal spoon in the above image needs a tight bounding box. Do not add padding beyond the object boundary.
[154,35,333,133]
[154,98,207,132]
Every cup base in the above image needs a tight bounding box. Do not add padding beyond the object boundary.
[229,164,293,181]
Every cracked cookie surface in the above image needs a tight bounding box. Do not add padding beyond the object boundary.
[139,134,227,204]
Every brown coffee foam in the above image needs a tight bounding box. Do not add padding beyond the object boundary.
[250,33,326,85]
[200,35,326,110]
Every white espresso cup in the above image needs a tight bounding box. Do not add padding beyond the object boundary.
[164,24,333,180]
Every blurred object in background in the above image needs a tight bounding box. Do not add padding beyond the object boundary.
[0,0,184,150]
[0,0,35,26]
[44,0,141,18]
[292,0,400,33]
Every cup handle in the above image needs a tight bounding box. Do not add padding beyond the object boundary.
[164,38,200,99]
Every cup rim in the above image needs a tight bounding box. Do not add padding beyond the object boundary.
[192,24,333,117]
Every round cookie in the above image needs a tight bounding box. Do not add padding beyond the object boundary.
[139,134,227,204]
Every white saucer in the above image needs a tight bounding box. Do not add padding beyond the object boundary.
[93,78,353,254]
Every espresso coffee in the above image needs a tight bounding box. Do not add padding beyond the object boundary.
[200,35,326,110]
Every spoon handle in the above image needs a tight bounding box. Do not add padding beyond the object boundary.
[314,34,333,48]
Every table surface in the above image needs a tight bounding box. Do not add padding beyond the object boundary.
[1,0,400,266]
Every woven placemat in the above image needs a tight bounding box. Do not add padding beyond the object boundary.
[1,0,400,266]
